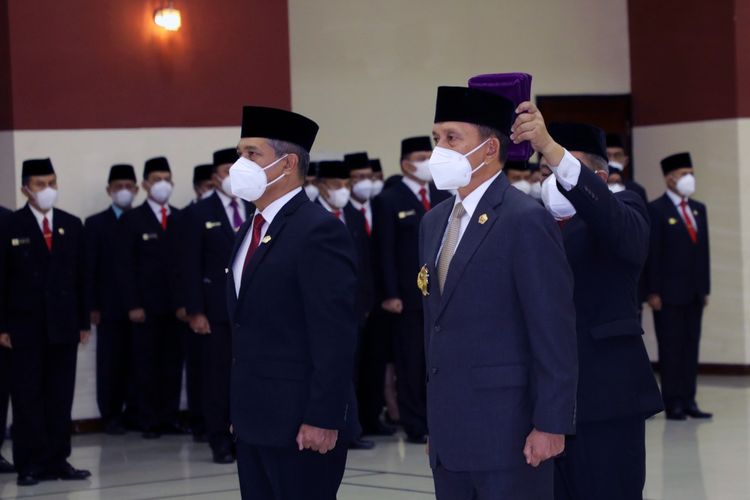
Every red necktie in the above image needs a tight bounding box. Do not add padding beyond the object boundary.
[42,216,53,251]
[242,214,266,276]
[419,187,430,211]
[333,210,342,221]
[160,206,168,231]
[361,207,371,236]
[680,200,698,244]
[557,219,569,230]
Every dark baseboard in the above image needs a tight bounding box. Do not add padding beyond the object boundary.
[650,362,750,376]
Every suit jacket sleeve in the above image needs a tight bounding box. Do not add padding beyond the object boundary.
[371,195,399,300]
[513,208,578,435]
[167,209,186,311]
[0,214,9,333]
[645,203,663,296]
[560,166,650,267]
[116,213,141,312]
[297,217,358,429]
[702,204,711,295]
[182,207,206,316]
[73,217,90,331]
[83,217,101,313]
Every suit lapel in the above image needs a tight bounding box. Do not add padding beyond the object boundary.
[395,182,426,216]
[424,201,452,314]
[210,193,236,242]
[20,205,48,255]
[435,176,507,318]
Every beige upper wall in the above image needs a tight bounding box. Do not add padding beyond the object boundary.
[289,0,631,170]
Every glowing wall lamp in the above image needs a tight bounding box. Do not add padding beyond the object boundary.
[154,1,182,31]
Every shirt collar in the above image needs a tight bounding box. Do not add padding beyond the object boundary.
[349,198,369,211]
[255,187,303,224]
[147,198,169,216]
[401,176,428,198]
[28,203,53,227]
[111,204,124,219]
[216,189,236,208]
[666,189,687,206]
[455,171,502,219]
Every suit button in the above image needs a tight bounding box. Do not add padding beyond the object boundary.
[431,368,439,375]
[434,325,441,333]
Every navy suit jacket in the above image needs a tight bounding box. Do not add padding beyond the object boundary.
[372,181,449,309]
[646,193,710,305]
[227,190,359,447]
[116,201,181,316]
[558,166,663,423]
[419,173,578,472]
[84,207,130,322]
[0,205,88,347]
[181,193,252,324]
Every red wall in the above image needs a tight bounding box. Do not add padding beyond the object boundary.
[4,0,291,130]
[628,0,743,126]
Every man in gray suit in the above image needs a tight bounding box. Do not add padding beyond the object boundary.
[419,86,578,499]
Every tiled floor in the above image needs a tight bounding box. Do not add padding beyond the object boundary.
[0,375,747,499]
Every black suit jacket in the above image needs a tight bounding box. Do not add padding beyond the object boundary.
[116,201,181,316]
[182,193,252,323]
[559,167,663,423]
[625,180,648,204]
[646,193,710,305]
[371,181,449,310]
[0,205,88,348]
[227,190,359,447]
[84,207,130,321]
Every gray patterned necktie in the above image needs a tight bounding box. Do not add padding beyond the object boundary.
[437,202,466,293]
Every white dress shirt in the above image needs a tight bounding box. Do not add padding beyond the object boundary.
[665,189,698,231]
[29,204,53,233]
[349,198,372,229]
[232,187,302,295]
[318,196,346,223]
[217,190,247,229]
[437,171,501,261]
[402,176,430,203]
[147,198,170,224]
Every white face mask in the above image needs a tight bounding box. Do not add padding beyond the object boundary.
[33,187,58,211]
[529,182,542,200]
[428,138,490,190]
[608,161,624,173]
[220,175,234,197]
[112,189,135,208]
[675,173,696,197]
[352,179,374,201]
[149,180,173,204]
[541,175,576,221]
[512,180,531,195]
[608,183,626,194]
[229,155,288,202]
[304,184,319,201]
[326,187,351,209]
[200,189,215,200]
[370,179,384,197]
[411,159,433,182]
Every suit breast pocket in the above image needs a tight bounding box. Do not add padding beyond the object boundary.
[589,318,643,340]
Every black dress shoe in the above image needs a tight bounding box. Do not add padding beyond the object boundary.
[348,438,376,450]
[212,450,235,464]
[666,408,687,421]
[17,472,40,486]
[160,422,190,435]
[685,405,713,419]
[0,455,15,473]
[142,430,162,439]
[406,434,428,444]
[42,462,91,481]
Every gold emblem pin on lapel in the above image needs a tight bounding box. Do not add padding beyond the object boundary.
[262,235,272,244]
[668,217,678,225]
[478,213,489,225]
[205,221,222,229]
[417,265,430,297]
[58,227,65,235]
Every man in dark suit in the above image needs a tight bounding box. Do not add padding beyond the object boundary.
[646,152,711,420]
[315,159,374,450]
[0,204,13,474]
[182,147,247,463]
[606,133,648,203]
[192,163,216,202]
[371,136,450,444]
[519,117,663,499]
[0,159,91,486]
[117,157,184,439]
[227,106,358,499]
[421,87,577,499]
[84,164,139,435]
